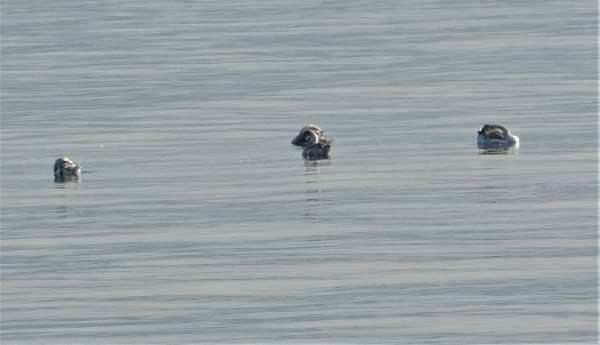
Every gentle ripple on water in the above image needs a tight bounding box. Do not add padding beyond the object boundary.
[1,0,597,344]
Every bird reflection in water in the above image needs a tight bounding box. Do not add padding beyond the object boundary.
[302,159,331,222]
[478,148,518,155]
[53,183,80,221]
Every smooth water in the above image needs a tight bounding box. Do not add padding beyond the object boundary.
[1,0,597,344]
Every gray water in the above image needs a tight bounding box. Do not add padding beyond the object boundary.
[1,0,597,344]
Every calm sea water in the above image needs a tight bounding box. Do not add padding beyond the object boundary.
[1,0,597,344]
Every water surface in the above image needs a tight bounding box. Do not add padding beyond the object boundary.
[1,0,597,344]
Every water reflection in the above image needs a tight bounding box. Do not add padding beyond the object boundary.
[54,204,69,219]
[54,176,81,184]
[478,148,518,155]
[53,180,80,220]
[303,158,332,171]
[302,159,330,221]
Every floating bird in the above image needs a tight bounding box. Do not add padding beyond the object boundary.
[53,156,81,181]
[301,130,332,160]
[291,124,326,147]
[477,124,519,150]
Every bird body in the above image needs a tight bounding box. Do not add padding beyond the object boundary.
[292,125,333,160]
[53,156,81,181]
[477,124,519,150]
[302,142,331,160]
